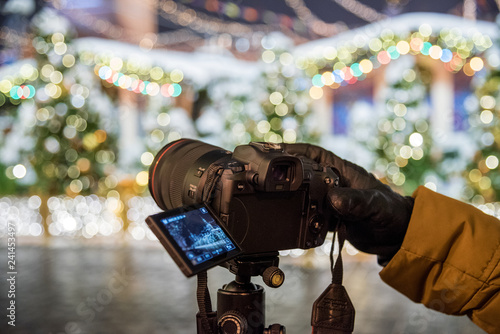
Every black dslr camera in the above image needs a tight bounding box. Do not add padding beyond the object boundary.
[146,139,343,334]
[146,138,339,276]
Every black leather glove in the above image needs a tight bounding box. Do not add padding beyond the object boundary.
[282,143,414,265]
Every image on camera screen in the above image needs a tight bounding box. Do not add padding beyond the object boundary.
[161,207,237,266]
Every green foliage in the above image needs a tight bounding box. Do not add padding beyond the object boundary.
[12,26,120,196]
[258,49,320,144]
[370,64,438,195]
[205,47,319,149]
[464,69,500,203]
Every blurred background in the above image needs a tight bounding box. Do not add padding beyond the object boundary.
[1,0,499,333]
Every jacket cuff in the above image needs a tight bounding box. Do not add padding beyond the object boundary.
[378,186,500,333]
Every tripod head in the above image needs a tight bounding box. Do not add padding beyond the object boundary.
[223,252,285,288]
[197,253,287,334]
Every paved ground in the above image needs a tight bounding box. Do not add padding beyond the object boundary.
[0,241,486,334]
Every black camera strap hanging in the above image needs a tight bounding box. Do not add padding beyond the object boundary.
[196,164,225,334]
[196,271,216,334]
[311,222,355,334]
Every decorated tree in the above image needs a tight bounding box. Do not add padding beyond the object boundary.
[0,65,34,195]
[26,9,119,196]
[460,15,500,205]
[196,33,319,149]
[463,68,500,204]
[299,24,493,195]
[370,59,437,194]
[257,34,320,144]
[197,74,263,149]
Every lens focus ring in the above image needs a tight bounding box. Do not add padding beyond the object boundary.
[149,139,228,210]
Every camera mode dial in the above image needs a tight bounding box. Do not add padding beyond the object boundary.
[218,310,247,334]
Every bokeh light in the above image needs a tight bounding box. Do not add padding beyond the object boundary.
[470,57,484,72]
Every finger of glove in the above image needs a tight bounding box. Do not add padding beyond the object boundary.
[327,187,391,222]
[283,143,381,189]
[342,163,384,190]
[282,143,342,166]
[328,187,412,257]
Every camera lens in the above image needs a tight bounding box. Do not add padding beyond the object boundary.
[271,165,289,182]
[149,139,229,210]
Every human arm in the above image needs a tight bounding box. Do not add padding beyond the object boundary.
[283,143,500,334]
[381,186,500,334]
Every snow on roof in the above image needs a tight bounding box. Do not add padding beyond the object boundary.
[74,37,261,87]
[294,12,498,58]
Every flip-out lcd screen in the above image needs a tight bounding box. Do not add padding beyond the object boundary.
[146,204,241,277]
[160,207,237,266]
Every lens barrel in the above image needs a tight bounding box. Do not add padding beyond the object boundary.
[149,139,229,210]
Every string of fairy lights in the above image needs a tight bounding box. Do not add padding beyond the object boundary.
[330,0,387,23]
[2,23,492,103]
[157,0,275,37]
[93,59,183,98]
[19,0,498,54]
[302,24,492,99]
[0,52,185,104]
[284,0,347,37]
[40,0,379,48]
[47,2,196,48]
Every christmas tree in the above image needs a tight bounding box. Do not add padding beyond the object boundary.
[199,34,319,149]
[258,43,320,144]
[255,33,320,145]
[0,81,28,195]
[26,10,119,196]
[370,59,436,194]
[464,68,500,204]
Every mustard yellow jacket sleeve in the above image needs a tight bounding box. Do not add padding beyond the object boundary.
[379,186,500,334]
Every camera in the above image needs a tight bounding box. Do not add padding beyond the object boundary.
[148,138,339,255]
[146,139,342,333]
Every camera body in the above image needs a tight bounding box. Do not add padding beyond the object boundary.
[159,141,339,254]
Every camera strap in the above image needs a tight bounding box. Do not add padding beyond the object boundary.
[196,165,224,334]
[197,271,215,334]
[311,222,355,334]
[201,164,224,203]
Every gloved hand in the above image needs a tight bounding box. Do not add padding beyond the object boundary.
[282,143,414,265]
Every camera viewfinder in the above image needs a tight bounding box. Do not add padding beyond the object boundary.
[272,164,290,182]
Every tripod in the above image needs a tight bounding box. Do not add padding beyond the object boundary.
[196,252,286,334]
